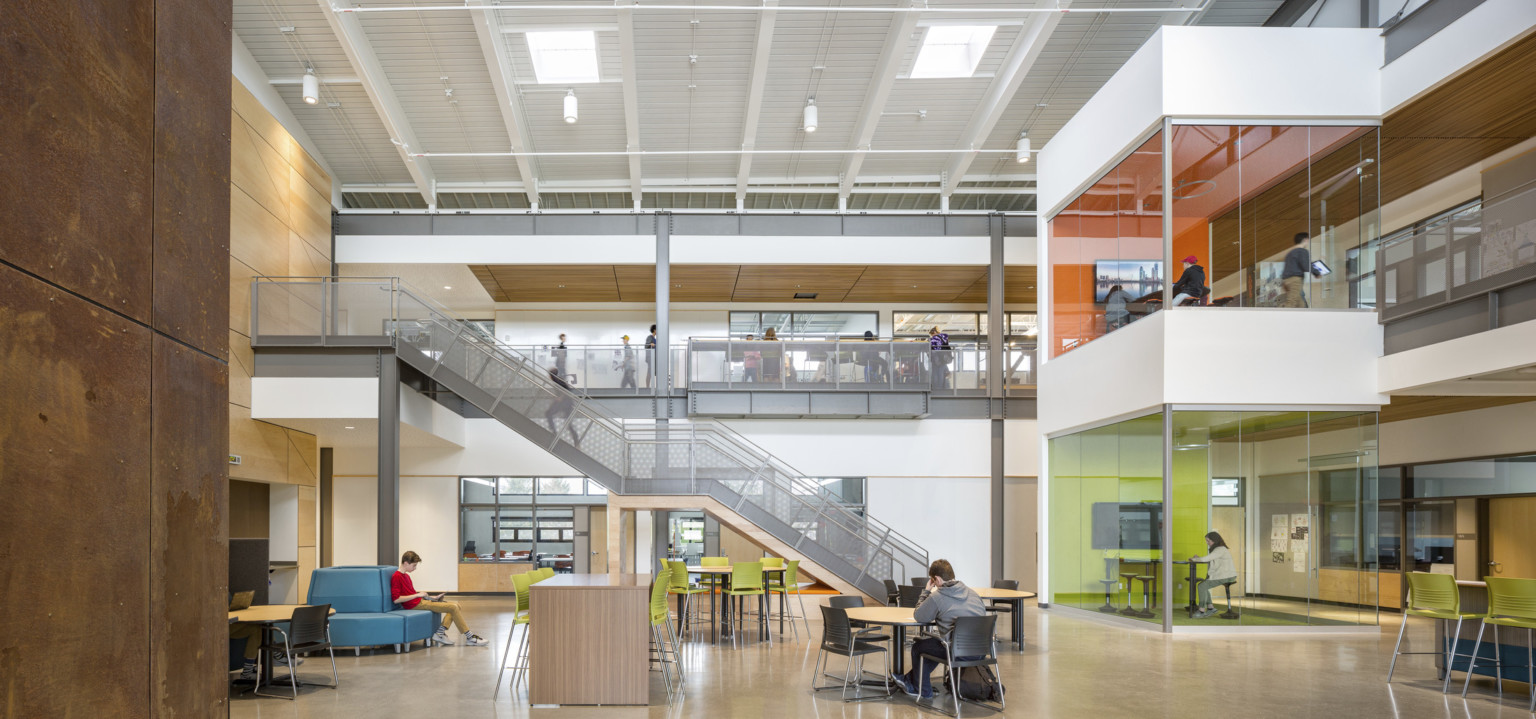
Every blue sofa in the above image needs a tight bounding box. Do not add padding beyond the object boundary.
[307,566,437,653]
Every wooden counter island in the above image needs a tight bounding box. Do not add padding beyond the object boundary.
[529,573,652,706]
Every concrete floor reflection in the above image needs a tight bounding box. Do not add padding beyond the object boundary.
[228,596,1532,718]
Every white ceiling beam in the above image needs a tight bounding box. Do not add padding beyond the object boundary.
[837,1,922,203]
[469,0,543,208]
[940,2,1064,197]
[344,182,1033,196]
[318,0,438,209]
[734,0,780,203]
[616,0,644,208]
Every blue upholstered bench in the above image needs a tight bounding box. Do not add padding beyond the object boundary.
[307,565,437,653]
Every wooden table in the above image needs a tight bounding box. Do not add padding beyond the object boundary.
[685,565,785,644]
[975,586,1036,650]
[842,607,929,676]
[227,605,335,695]
[527,574,651,706]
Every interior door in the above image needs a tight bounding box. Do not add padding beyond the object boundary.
[589,507,607,574]
[1488,497,1536,579]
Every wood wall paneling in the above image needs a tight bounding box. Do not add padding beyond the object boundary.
[228,328,254,408]
[229,480,272,539]
[1379,396,1536,424]
[230,77,290,157]
[229,114,291,225]
[287,143,332,200]
[732,264,865,302]
[458,562,537,592]
[0,0,155,324]
[230,185,291,278]
[844,265,986,303]
[0,267,154,718]
[230,257,256,337]
[149,333,230,717]
[228,405,291,484]
[289,231,331,278]
[298,485,318,548]
[288,168,332,250]
[287,428,318,487]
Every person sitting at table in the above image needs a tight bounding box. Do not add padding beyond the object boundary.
[1190,531,1238,618]
[392,550,489,646]
[891,559,986,700]
[229,621,264,681]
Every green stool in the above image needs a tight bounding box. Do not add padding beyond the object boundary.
[723,561,768,649]
[494,572,534,699]
[1389,571,1484,692]
[1461,576,1536,710]
[667,560,710,640]
[648,568,684,692]
[766,559,812,643]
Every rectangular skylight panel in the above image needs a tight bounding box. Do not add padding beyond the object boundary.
[909,25,997,79]
[526,30,601,84]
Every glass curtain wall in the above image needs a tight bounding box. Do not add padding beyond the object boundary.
[1047,132,1165,357]
[1169,125,1380,309]
[1049,409,1379,629]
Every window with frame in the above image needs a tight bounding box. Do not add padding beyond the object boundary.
[460,476,604,562]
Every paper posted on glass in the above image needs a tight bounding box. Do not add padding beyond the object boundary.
[1270,528,1288,552]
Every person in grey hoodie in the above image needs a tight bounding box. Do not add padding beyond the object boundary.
[893,559,986,700]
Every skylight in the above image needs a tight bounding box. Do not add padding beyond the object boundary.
[525,30,601,84]
[909,25,997,79]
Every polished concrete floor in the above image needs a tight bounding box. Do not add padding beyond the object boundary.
[229,596,1536,718]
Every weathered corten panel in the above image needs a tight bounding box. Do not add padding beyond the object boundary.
[152,0,231,358]
[0,266,154,719]
[0,0,155,320]
[150,335,229,718]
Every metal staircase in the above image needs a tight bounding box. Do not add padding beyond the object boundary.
[251,277,927,597]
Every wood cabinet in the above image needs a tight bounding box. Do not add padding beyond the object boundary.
[457,562,534,593]
[529,574,650,706]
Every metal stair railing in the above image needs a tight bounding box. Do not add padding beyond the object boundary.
[250,277,929,588]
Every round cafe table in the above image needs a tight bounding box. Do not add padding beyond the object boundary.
[974,586,1036,650]
[841,606,930,676]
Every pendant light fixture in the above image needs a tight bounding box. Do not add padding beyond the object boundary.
[302,68,319,105]
[803,98,818,133]
[1015,131,1030,163]
[563,90,578,124]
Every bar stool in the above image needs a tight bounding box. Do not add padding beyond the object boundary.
[1216,581,1239,620]
[1389,571,1483,692]
[1461,576,1536,710]
[1120,574,1156,619]
[493,572,533,699]
[1098,557,1120,613]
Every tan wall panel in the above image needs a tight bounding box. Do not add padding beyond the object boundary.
[298,485,317,548]
[287,141,331,201]
[230,257,256,337]
[719,523,764,562]
[288,168,331,249]
[297,546,317,604]
[229,405,289,484]
[228,329,253,408]
[229,186,289,277]
[287,428,318,487]
[230,114,289,224]
[231,78,291,157]
[289,231,330,278]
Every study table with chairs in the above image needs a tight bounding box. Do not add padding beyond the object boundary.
[227,604,339,700]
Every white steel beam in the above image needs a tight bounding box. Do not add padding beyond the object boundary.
[734,0,779,203]
[616,0,644,208]
[319,0,438,209]
[940,3,1064,197]
[837,1,922,204]
[469,0,542,207]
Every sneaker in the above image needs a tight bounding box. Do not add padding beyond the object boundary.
[465,633,489,647]
[433,629,455,646]
[274,652,303,667]
[237,665,259,682]
[891,673,918,698]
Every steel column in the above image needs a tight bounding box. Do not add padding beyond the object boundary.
[655,213,671,408]
[377,350,401,566]
[989,213,1006,583]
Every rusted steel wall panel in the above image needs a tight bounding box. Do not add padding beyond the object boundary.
[0,267,154,718]
[0,1,155,319]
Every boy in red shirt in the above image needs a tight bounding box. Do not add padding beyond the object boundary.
[392,551,488,646]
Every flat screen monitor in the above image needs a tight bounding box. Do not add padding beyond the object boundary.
[1210,478,1242,506]
[1092,502,1163,550]
[1094,260,1164,303]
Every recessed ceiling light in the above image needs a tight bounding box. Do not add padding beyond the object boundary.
[526,30,600,84]
[344,426,355,430]
[558,284,566,288]
[910,25,997,79]
[443,285,452,290]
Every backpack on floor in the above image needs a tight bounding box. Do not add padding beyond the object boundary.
[953,664,1004,702]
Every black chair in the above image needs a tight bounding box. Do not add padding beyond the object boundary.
[258,604,338,699]
[812,605,891,702]
[883,579,900,607]
[911,576,928,587]
[829,595,891,643]
[898,584,924,608]
[917,614,1004,716]
[985,579,1018,613]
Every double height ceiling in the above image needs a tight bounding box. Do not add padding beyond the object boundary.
[234,0,1284,211]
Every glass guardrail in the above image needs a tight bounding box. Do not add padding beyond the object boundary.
[1377,189,1536,322]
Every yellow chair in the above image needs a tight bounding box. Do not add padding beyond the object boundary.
[699,556,729,588]
[760,556,785,569]
[1461,576,1536,710]
[723,561,768,648]
[667,560,710,640]
[766,559,810,643]
[494,573,534,699]
[648,568,684,693]
[1389,571,1483,692]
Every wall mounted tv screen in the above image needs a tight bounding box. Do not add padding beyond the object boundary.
[1094,260,1164,303]
[1091,502,1164,551]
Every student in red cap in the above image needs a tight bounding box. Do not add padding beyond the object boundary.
[1170,255,1207,307]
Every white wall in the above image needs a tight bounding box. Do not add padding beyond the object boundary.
[332,475,378,568]
[251,377,378,420]
[671,235,989,265]
[1379,319,1536,394]
[400,476,461,591]
[1382,402,1536,466]
[336,235,656,265]
[1038,312,1167,437]
[868,477,993,587]
[1162,27,1382,120]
